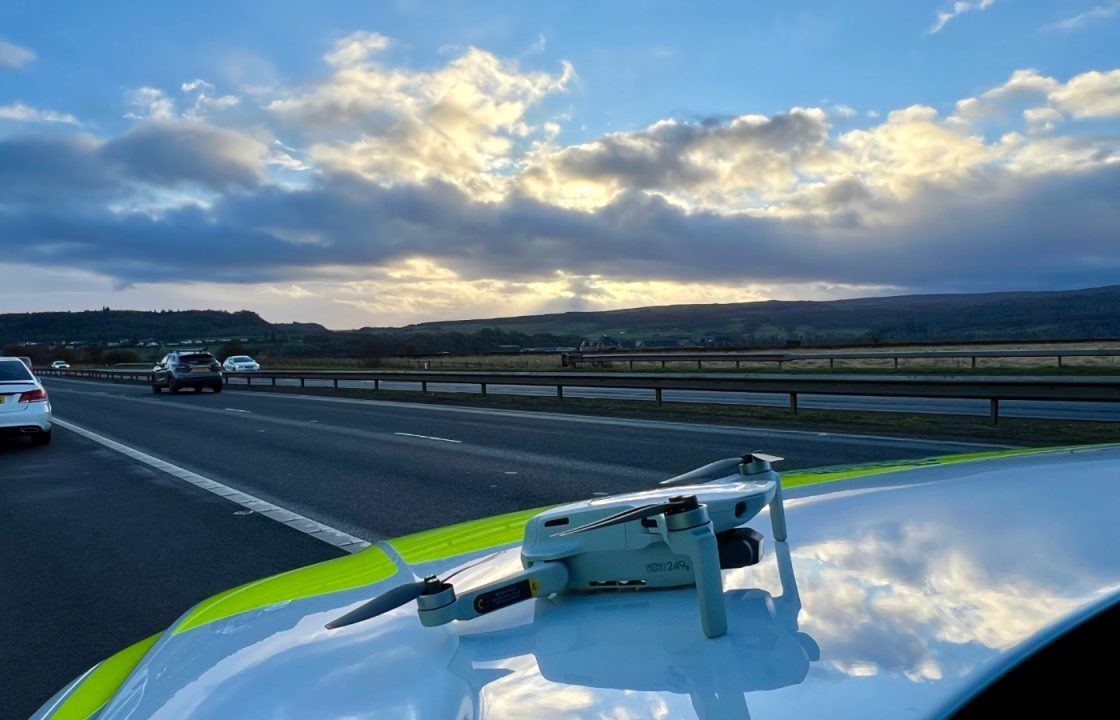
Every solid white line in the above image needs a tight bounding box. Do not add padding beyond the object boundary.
[394,431,462,444]
[52,417,373,553]
[225,407,251,413]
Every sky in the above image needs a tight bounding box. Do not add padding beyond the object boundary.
[0,1,1117,329]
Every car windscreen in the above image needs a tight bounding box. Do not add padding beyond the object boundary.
[229,356,251,363]
[0,360,34,382]
[180,354,215,365]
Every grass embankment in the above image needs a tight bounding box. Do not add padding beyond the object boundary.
[228,383,1118,447]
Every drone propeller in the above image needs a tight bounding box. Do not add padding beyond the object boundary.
[660,452,784,486]
[660,457,741,486]
[326,552,501,630]
[558,495,697,536]
[326,578,438,629]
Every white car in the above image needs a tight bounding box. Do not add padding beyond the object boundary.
[0,356,51,445]
[50,360,70,369]
[222,355,260,372]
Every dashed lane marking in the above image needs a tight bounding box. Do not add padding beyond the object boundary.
[393,432,463,444]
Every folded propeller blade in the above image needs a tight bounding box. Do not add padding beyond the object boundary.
[660,457,742,486]
[325,579,432,629]
[557,501,677,536]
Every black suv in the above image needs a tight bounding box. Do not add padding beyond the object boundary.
[153,350,223,394]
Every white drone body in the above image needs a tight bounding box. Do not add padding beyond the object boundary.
[329,453,788,639]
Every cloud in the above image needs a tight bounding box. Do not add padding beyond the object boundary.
[323,30,391,68]
[954,68,1120,123]
[1043,2,1120,32]
[0,120,267,210]
[181,78,215,93]
[103,121,267,190]
[517,108,835,210]
[0,39,35,69]
[267,39,573,196]
[1050,69,1120,118]
[929,0,998,34]
[125,87,177,120]
[0,102,79,125]
[3,157,1118,294]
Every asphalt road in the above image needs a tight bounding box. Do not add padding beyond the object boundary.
[7,377,1001,718]
[227,376,1120,422]
[0,428,341,720]
[42,377,999,539]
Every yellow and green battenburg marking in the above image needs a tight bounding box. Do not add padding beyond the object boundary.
[46,442,1113,718]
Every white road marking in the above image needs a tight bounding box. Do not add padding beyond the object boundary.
[394,431,463,444]
[225,407,251,413]
[52,417,373,553]
[503,471,518,475]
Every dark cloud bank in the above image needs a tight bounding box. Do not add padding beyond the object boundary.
[0,124,1117,293]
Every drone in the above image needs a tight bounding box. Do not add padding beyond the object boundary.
[327,452,788,639]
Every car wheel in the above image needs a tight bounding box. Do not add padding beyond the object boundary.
[152,382,162,394]
[169,380,180,394]
[212,383,223,393]
[31,430,52,446]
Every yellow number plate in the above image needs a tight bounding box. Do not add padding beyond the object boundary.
[193,367,210,373]
[0,396,5,404]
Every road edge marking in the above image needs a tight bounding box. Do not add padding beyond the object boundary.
[52,417,373,554]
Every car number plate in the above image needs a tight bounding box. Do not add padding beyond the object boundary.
[192,367,210,373]
[0,396,5,404]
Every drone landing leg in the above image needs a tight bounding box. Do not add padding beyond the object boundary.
[418,562,569,627]
[769,477,788,541]
[667,524,727,638]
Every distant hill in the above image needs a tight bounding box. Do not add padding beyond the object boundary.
[4,285,1118,358]
[392,285,1120,347]
[0,309,279,345]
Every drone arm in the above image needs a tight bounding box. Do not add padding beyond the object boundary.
[418,561,569,627]
[667,523,728,638]
[769,475,788,541]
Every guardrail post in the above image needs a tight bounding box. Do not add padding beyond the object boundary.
[629,360,634,370]
[271,377,276,387]
[1058,356,1063,368]
[655,387,663,406]
[735,360,741,369]
[989,398,999,426]
[247,376,252,388]
[661,360,666,369]
[894,357,899,369]
[480,383,487,396]
[971,356,977,369]
[374,379,380,391]
[697,359,702,370]
[421,381,427,393]
[557,385,564,399]
[789,392,798,414]
[333,378,338,389]
[300,378,306,388]
[829,358,835,370]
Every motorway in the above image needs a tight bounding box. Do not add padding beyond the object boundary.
[6,376,1007,718]
[228,376,1120,422]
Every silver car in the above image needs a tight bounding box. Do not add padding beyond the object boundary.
[0,356,52,445]
[222,355,260,372]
